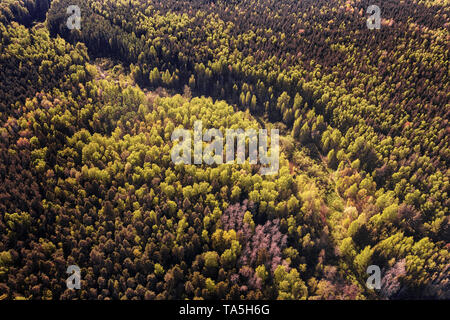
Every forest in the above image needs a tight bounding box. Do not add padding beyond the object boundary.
[0,0,448,300]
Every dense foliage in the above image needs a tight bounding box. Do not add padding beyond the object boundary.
[0,0,448,300]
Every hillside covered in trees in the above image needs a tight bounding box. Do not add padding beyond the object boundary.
[0,0,448,300]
